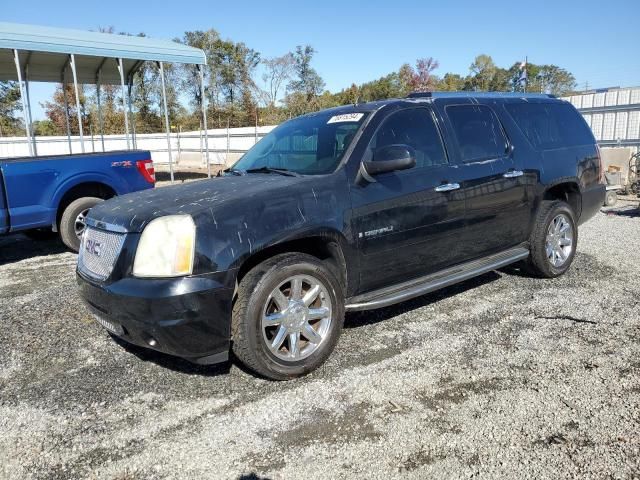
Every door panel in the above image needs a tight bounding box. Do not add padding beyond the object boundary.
[1,162,58,230]
[349,107,468,293]
[443,104,529,258]
[0,170,8,233]
[352,166,466,291]
[457,157,529,258]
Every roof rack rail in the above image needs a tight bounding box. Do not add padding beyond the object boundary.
[407,91,556,99]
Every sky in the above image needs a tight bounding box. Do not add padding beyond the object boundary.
[4,0,639,120]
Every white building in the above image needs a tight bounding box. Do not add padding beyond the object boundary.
[561,87,640,151]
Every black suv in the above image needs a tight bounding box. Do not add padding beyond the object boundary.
[77,92,605,380]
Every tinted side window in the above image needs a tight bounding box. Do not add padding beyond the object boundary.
[505,102,594,150]
[369,108,447,168]
[446,105,507,162]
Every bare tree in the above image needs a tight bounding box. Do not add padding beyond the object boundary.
[260,53,295,107]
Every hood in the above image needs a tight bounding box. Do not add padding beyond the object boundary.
[87,174,301,233]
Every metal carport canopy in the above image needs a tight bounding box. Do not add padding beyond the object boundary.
[0,22,206,84]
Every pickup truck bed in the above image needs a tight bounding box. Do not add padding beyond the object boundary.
[1,150,155,251]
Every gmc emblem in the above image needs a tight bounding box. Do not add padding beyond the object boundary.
[85,238,102,257]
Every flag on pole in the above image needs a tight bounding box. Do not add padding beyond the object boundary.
[518,60,527,83]
[514,57,528,92]
[518,58,528,91]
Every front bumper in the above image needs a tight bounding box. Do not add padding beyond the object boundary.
[77,271,235,364]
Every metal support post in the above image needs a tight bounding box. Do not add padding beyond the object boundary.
[13,49,34,157]
[198,65,211,177]
[255,111,258,145]
[226,119,230,166]
[127,80,136,149]
[177,125,182,163]
[96,68,105,152]
[24,63,37,156]
[69,54,85,153]
[117,58,130,150]
[159,62,174,183]
[62,66,72,153]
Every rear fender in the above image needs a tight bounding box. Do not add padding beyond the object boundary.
[52,172,125,213]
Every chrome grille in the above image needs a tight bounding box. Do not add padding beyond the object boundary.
[78,227,126,281]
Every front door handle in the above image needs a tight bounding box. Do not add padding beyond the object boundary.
[503,170,524,178]
[434,182,461,192]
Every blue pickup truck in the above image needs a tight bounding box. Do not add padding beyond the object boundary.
[0,151,155,251]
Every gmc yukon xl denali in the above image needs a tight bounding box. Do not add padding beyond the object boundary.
[77,92,605,380]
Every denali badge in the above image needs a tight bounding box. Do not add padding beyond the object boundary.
[85,238,103,257]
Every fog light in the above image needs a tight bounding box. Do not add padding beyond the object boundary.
[147,337,157,347]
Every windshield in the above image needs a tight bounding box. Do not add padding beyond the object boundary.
[231,111,368,175]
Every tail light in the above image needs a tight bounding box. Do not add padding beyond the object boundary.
[595,145,604,184]
[136,159,155,185]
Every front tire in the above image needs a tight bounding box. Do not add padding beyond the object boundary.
[59,196,103,252]
[231,253,344,380]
[526,200,577,278]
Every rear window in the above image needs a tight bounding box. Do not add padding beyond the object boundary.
[445,105,507,162]
[505,102,594,150]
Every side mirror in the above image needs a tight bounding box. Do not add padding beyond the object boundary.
[362,144,416,176]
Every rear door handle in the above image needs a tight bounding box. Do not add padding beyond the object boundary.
[434,182,460,192]
[503,170,524,178]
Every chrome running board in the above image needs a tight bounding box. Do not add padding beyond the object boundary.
[345,246,530,311]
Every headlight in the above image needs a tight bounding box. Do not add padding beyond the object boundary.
[133,215,196,277]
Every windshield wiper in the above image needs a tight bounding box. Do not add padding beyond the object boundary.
[245,167,299,177]
[220,168,246,176]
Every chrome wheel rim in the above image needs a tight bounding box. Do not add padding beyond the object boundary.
[546,214,574,268]
[74,208,90,238]
[261,274,332,361]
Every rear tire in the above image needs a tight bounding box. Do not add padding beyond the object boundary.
[59,196,103,252]
[231,253,344,380]
[525,200,577,278]
[604,190,617,207]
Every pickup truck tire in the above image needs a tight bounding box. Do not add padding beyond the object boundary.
[60,196,103,252]
[232,253,344,380]
[526,200,577,278]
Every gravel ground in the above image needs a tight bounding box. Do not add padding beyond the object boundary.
[1,196,639,480]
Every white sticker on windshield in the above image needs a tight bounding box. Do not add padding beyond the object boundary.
[327,113,364,124]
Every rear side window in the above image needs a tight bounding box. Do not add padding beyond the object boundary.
[446,105,507,162]
[505,102,594,150]
[369,108,447,168]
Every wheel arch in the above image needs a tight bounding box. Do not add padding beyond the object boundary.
[542,180,582,219]
[234,232,352,296]
[55,181,117,229]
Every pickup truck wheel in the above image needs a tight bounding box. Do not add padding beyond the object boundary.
[526,200,577,278]
[59,196,103,252]
[232,253,344,380]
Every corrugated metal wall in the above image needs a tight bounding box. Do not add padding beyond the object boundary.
[561,87,640,146]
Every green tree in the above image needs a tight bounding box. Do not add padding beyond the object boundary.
[469,54,497,91]
[287,45,325,105]
[32,119,60,136]
[0,81,23,136]
[437,73,465,91]
[398,58,440,93]
[358,72,404,101]
[42,84,92,135]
